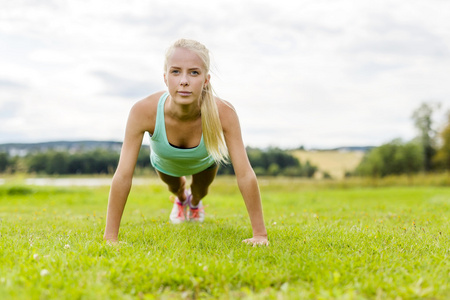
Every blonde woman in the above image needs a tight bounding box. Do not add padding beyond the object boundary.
[104,39,268,246]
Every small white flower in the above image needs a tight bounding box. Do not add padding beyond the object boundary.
[203,266,208,271]
[33,254,39,261]
[273,222,277,225]
[64,244,70,249]
[40,269,49,277]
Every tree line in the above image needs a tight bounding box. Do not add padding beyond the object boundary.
[0,147,317,178]
[0,148,150,175]
[217,147,317,177]
[355,102,450,177]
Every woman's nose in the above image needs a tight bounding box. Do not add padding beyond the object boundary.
[180,74,189,86]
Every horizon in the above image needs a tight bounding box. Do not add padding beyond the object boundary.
[0,139,375,151]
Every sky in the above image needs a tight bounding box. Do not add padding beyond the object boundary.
[1,0,449,149]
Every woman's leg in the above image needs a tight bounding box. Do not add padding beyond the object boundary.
[156,170,187,202]
[190,165,219,206]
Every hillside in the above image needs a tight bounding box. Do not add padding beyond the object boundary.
[0,141,123,156]
[292,150,365,179]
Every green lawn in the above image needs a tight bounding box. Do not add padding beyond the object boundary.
[1,177,449,299]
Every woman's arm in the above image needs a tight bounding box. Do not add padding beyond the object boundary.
[103,102,149,242]
[219,100,268,246]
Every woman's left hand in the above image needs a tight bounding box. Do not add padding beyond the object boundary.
[242,236,269,246]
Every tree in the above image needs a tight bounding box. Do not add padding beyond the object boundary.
[268,163,281,176]
[27,152,48,173]
[0,152,8,172]
[355,139,423,177]
[302,160,318,178]
[397,141,424,175]
[411,102,440,171]
[46,151,69,174]
[433,111,450,170]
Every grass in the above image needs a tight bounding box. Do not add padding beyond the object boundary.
[1,176,450,299]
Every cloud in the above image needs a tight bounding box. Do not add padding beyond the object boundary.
[0,101,21,118]
[348,27,448,59]
[29,49,76,64]
[0,0,449,148]
[0,79,27,89]
[92,70,159,99]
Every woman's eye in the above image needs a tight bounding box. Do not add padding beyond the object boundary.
[171,70,179,74]
[191,71,199,75]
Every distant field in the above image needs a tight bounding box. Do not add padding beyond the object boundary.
[292,150,365,179]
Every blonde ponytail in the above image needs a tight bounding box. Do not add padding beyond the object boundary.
[164,39,229,164]
[200,82,229,165]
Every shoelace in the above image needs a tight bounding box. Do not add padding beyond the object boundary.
[176,201,187,219]
[190,208,199,219]
[170,195,186,220]
[190,206,204,219]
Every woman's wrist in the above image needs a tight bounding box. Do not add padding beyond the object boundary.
[103,233,118,241]
[252,230,267,238]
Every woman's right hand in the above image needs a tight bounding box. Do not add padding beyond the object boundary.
[242,236,269,246]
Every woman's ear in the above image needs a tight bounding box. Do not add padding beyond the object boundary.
[204,74,211,86]
[163,73,168,86]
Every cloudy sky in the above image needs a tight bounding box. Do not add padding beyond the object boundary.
[1,0,449,149]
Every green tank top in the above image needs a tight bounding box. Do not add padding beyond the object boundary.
[149,92,215,177]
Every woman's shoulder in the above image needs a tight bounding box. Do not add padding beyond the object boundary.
[127,91,166,135]
[215,97,236,114]
[131,91,165,115]
[215,97,239,130]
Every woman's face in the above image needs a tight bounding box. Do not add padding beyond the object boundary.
[164,47,210,106]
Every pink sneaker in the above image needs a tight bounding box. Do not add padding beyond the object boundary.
[169,192,190,224]
[188,200,205,222]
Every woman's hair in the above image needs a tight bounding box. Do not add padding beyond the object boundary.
[164,39,229,164]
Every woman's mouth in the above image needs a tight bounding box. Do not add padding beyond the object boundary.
[178,91,192,96]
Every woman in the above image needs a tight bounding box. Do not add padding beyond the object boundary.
[104,39,268,246]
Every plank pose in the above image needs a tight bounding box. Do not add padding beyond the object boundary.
[104,39,268,246]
